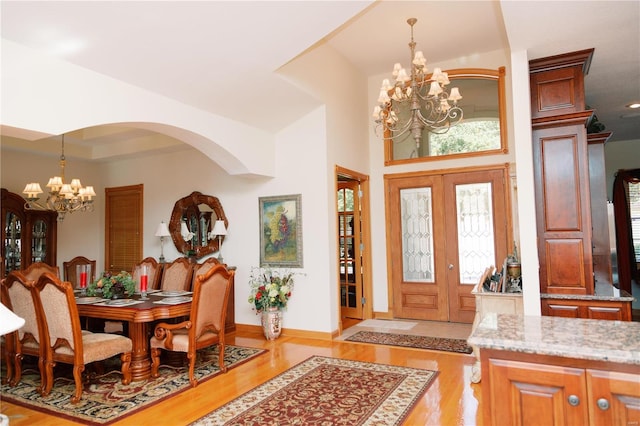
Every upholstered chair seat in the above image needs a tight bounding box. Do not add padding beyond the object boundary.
[34,272,132,403]
[150,264,233,387]
[1,272,48,392]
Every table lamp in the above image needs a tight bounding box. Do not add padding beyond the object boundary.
[155,221,171,263]
[0,302,25,336]
[210,220,227,263]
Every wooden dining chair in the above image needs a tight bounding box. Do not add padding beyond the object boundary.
[150,264,233,387]
[132,257,163,291]
[34,272,133,403]
[158,258,193,292]
[191,257,222,290]
[22,262,59,281]
[1,271,48,393]
[63,256,97,289]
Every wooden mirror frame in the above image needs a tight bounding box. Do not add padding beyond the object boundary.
[169,191,228,259]
[384,67,507,165]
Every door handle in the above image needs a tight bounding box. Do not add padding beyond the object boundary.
[448,264,454,270]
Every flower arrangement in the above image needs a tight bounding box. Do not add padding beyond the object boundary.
[248,267,297,312]
[87,271,136,299]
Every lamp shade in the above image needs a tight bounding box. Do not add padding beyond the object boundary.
[0,302,25,336]
[211,220,227,236]
[155,221,170,237]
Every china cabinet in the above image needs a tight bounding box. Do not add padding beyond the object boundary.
[1,188,57,278]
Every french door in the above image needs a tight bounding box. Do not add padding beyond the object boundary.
[386,167,510,323]
[338,180,363,319]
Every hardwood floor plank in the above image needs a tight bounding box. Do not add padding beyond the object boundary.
[1,330,482,425]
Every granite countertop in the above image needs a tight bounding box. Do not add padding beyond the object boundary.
[467,313,640,365]
[540,282,634,301]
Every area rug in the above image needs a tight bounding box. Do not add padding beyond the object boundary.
[1,345,265,425]
[345,331,473,354]
[358,319,418,330]
[192,355,438,426]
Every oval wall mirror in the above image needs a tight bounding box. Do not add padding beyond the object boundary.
[169,191,228,259]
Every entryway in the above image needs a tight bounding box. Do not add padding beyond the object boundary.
[385,165,511,324]
[336,166,372,326]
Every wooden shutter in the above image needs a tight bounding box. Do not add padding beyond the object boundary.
[105,184,143,273]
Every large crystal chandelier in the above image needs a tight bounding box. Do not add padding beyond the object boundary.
[22,134,96,221]
[372,18,463,152]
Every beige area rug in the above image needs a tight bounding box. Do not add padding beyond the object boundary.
[191,356,438,426]
[357,319,418,330]
[1,345,266,425]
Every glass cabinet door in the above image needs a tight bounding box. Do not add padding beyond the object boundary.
[31,219,47,263]
[4,211,22,274]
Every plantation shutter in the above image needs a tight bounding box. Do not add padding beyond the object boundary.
[105,184,143,274]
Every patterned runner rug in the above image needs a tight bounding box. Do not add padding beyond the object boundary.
[192,356,437,426]
[1,345,265,425]
[345,331,473,354]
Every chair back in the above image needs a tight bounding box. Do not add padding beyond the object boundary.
[22,262,59,282]
[34,272,83,364]
[1,271,46,352]
[159,258,193,292]
[191,257,222,290]
[63,256,97,289]
[132,257,162,291]
[191,264,232,346]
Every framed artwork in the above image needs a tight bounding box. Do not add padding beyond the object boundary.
[259,194,303,268]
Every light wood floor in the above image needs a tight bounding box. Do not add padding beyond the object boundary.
[1,323,482,425]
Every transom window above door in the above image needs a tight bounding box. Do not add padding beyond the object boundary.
[384,67,507,165]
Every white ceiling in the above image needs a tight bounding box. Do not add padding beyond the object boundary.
[1,0,638,153]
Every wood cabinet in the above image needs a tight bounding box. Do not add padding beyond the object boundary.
[541,297,631,321]
[587,131,614,287]
[481,349,640,426]
[530,49,626,319]
[1,188,57,278]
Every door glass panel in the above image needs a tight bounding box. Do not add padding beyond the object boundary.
[31,219,47,263]
[400,187,434,282]
[456,182,495,284]
[338,188,357,309]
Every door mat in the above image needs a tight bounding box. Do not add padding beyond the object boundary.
[345,331,473,354]
[358,319,418,330]
[1,345,266,425]
[191,355,438,425]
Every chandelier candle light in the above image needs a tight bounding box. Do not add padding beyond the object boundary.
[23,134,96,221]
[372,18,463,152]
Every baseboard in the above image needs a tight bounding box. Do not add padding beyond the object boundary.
[234,323,335,341]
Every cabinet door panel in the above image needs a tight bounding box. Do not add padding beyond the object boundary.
[487,358,588,426]
[587,369,640,426]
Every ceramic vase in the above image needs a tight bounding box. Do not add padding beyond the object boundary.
[261,307,282,340]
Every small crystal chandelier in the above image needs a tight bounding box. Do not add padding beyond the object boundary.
[372,18,463,152]
[22,134,96,221]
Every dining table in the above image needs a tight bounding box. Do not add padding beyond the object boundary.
[75,291,192,382]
